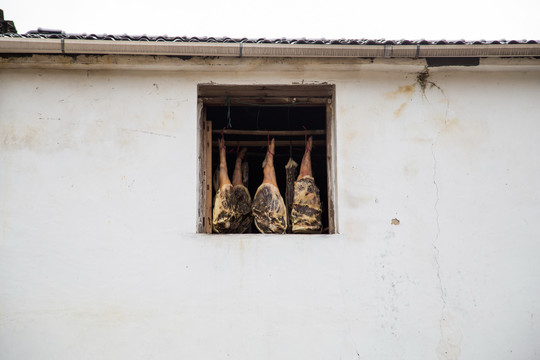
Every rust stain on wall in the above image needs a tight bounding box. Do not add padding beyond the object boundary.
[384,84,416,118]
[2,123,40,150]
[403,165,419,177]
[394,102,408,117]
[411,137,432,143]
[441,117,462,134]
[384,84,415,99]
[344,128,358,143]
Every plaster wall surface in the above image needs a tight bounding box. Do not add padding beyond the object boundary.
[1,59,539,360]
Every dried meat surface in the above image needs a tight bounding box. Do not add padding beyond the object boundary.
[252,183,287,234]
[213,185,252,233]
[231,184,252,233]
[291,176,322,233]
[213,184,234,233]
[285,157,298,233]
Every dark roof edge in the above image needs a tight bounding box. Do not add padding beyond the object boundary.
[1,36,540,58]
[2,32,539,45]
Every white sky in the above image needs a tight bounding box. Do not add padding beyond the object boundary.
[3,0,540,41]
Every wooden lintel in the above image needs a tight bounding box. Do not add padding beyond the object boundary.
[201,97,330,106]
[205,121,213,234]
[212,140,325,147]
[198,84,335,99]
[210,129,325,136]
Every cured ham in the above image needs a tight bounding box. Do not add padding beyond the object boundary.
[252,138,287,234]
[291,136,322,233]
[212,139,252,233]
[230,147,252,233]
[284,156,298,233]
[241,161,249,188]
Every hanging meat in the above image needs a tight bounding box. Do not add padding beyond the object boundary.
[212,138,252,233]
[241,161,249,188]
[231,147,252,233]
[291,136,322,233]
[214,156,249,192]
[285,156,298,233]
[252,138,287,234]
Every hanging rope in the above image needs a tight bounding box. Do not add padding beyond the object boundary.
[228,140,240,153]
[220,127,226,150]
[225,97,232,128]
[302,125,310,153]
[288,107,293,158]
[267,132,274,156]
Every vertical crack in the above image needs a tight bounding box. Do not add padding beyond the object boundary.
[419,68,462,358]
[423,70,451,357]
[431,143,446,306]
[432,138,450,360]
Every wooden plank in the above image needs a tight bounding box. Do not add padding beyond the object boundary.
[212,140,325,148]
[197,100,205,233]
[198,84,334,99]
[201,97,330,106]
[210,129,325,136]
[326,102,337,234]
[205,120,213,234]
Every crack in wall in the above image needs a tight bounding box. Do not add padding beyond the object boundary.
[432,124,457,360]
[338,248,361,360]
[431,143,446,307]
[431,143,450,359]
[419,67,462,359]
[119,128,176,138]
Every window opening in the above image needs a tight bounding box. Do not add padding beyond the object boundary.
[198,85,336,234]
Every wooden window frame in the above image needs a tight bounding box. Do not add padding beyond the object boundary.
[197,84,338,234]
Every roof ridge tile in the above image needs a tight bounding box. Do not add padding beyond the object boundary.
[0,32,538,45]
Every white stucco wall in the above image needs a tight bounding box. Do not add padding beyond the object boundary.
[1,57,539,359]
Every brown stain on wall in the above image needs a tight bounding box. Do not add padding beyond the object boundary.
[441,117,461,134]
[394,102,408,117]
[384,84,416,118]
[344,128,358,143]
[2,123,40,151]
[411,137,432,143]
[403,165,419,177]
[384,84,415,100]
[441,116,489,153]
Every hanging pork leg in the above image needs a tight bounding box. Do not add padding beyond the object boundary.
[241,161,249,188]
[213,139,253,233]
[252,138,287,234]
[285,156,298,233]
[212,137,234,233]
[230,147,252,233]
[291,136,322,233]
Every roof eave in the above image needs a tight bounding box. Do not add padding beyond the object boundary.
[1,37,540,58]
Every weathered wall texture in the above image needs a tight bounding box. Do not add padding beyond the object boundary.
[1,57,539,360]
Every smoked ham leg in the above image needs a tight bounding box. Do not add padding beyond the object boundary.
[212,139,252,233]
[291,136,322,233]
[230,147,252,233]
[285,156,298,233]
[252,138,287,234]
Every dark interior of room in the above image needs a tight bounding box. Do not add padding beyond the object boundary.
[206,105,329,233]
